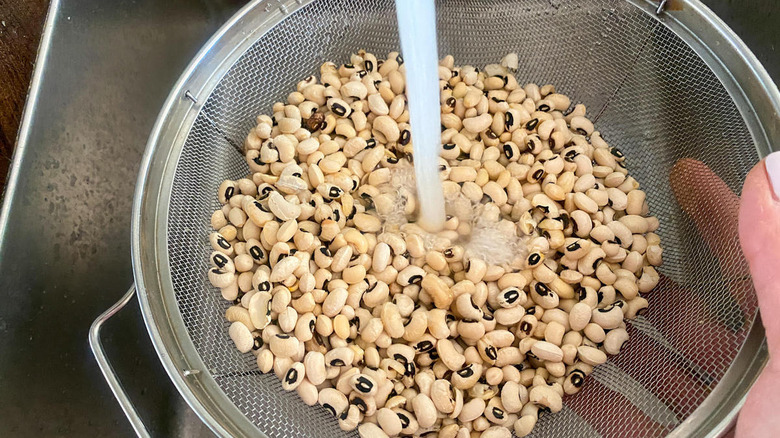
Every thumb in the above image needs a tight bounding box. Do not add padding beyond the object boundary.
[736,152,780,438]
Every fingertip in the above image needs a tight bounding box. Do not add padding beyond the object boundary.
[763,151,780,201]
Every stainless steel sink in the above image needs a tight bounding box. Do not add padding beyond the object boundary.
[0,0,777,436]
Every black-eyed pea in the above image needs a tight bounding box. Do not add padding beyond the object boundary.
[561,343,578,365]
[381,302,405,338]
[577,345,608,366]
[591,302,623,329]
[411,393,437,428]
[646,243,663,267]
[458,320,486,340]
[437,338,466,371]
[577,247,606,276]
[625,297,649,319]
[495,347,523,368]
[228,321,254,353]
[269,333,298,358]
[625,189,646,215]
[208,268,235,289]
[209,232,233,256]
[584,322,606,343]
[638,266,660,293]
[281,361,305,391]
[618,214,649,234]
[569,210,592,239]
[526,386,561,417]
[320,387,350,419]
[333,314,351,339]
[396,265,425,286]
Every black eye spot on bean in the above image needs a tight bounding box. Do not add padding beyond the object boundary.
[355,376,374,393]
[520,321,533,334]
[352,397,368,413]
[592,257,603,270]
[535,282,550,296]
[320,247,331,257]
[408,275,423,284]
[485,345,498,360]
[502,288,520,304]
[415,340,434,352]
[258,281,271,292]
[527,252,542,266]
[598,304,615,314]
[357,70,368,78]
[276,333,290,339]
[504,112,514,130]
[323,403,336,417]
[501,75,508,87]
[404,361,416,376]
[486,130,498,139]
[483,312,494,321]
[396,54,404,64]
[526,306,537,315]
[331,103,348,117]
[571,370,586,387]
[224,186,235,201]
[576,128,588,136]
[386,156,399,164]
[537,103,551,112]
[533,168,545,181]
[444,248,454,258]
[428,351,440,360]
[284,368,299,384]
[526,118,539,130]
[373,80,382,89]
[397,412,411,429]
[330,358,345,367]
[457,365,475,378]
[249,246,264,260]
[252,156,265,165]
[212,253,228,267]
[564,149,579,162]
[328,186,342,199]
[217,236,231,249]
[253,337,264,350]
[399,130,411,145]
[560,212,570,228]
[492,407,505,420]
[365,137,377,149]
[566,242,580,252]
[445,96,456,108]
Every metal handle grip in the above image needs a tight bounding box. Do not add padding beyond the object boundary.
[88,285,152,438]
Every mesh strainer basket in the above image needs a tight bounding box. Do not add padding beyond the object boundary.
[89,0,780,437]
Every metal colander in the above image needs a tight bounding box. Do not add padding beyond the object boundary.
[97,0,779,436]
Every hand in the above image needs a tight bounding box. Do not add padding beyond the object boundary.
[736,151,780,437]
[542,153,779,437]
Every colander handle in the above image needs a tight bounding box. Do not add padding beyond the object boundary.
[88,285,151,438]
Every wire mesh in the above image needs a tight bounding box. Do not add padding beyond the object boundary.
[164,0,760,436]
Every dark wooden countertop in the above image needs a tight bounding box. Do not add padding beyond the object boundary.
[0,0,49,185]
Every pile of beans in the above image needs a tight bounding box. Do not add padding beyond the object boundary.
[207,50,663,438]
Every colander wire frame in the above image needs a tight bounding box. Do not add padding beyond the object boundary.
[125,0,779,437]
